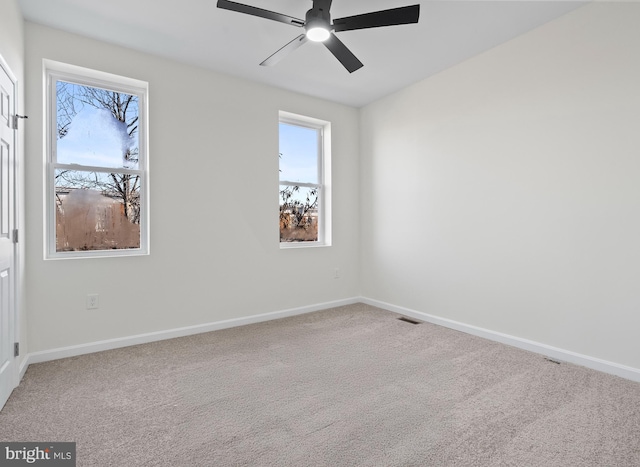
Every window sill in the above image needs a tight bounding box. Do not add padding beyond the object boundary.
[45,249,149,260]
[280,242,331,250]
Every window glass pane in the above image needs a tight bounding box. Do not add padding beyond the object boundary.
[279,123,318,184]
[56,81,139,169]
[55,169,141,252]
[279,185,319,242]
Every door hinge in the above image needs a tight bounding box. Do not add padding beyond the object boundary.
[12,114,28,130]
[14,342,19,357]
[12,229,18,244]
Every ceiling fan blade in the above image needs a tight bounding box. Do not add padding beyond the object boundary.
[323,33,363,73]
[217,0,304,27]
[260,34,309,67]
[333,5,420,32]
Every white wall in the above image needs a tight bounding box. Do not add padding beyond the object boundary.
[24,23,360,353]
[0,0,26,369]
[0,0,23,73]
[360,2,640,370]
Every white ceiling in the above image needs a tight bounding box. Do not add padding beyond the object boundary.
[17,0,586,107]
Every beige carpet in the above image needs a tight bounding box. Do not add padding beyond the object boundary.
[1,303,639,466]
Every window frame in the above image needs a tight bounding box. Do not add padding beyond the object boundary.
[278,111,331,248]
[44,60,149,259]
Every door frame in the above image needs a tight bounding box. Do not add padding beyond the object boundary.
[0,51,20,410]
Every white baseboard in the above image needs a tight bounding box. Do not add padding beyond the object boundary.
[27,297,360,366]
[361,297,640,383]
[20,296,640,384]
[18,355,30,381]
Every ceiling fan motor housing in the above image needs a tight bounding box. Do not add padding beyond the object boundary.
[305,6,331,34]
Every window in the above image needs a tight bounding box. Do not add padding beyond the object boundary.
[279,111,331,247]
[45,61,149,258]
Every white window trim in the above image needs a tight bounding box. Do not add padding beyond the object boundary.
[279,111,331,249]
[44,60,150,259]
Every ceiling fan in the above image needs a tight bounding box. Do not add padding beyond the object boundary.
[217,0,420,73]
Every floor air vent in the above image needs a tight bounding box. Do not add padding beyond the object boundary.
[397,317,421,325]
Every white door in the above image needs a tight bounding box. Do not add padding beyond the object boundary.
[0,58,17,410]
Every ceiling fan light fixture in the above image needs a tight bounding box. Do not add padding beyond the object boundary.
[304,6,331,42]
[306,26,330,42]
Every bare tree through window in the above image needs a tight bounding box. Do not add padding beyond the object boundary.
[54,80,143,252]
[278,119,324,243]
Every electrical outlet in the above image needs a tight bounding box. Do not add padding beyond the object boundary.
[87,294,99,310]
[334,268,340,279]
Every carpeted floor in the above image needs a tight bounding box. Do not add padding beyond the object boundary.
[1,303,639,466]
